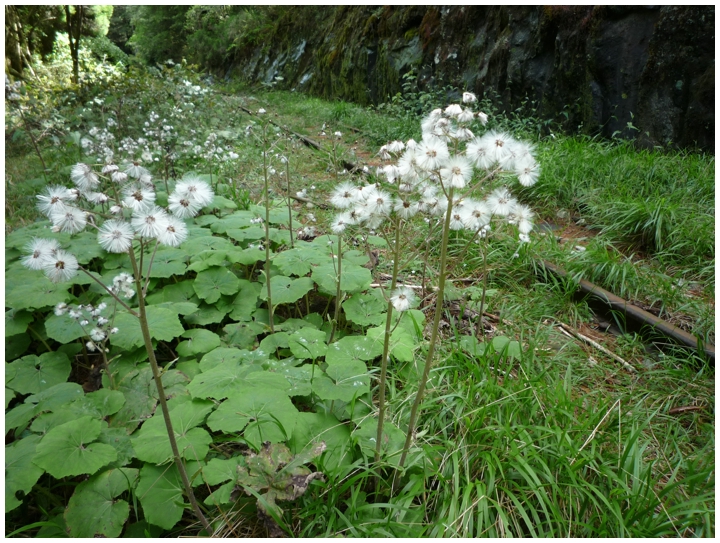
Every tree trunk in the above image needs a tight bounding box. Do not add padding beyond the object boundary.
[65,5,82,85]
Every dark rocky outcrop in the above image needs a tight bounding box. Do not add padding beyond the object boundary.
[225,6,714,151]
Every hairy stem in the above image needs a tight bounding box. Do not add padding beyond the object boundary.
[128,249,211,534]
[395,186,455,482]
[262,123,274,332]
[328,235,342,344]
[375,218,402,469]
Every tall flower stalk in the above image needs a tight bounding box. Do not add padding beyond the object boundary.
[259,111,275,332]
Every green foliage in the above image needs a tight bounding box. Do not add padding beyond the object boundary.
[126,6,190,64]
[4,56,713,539]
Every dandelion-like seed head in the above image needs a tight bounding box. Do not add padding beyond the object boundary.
[98,220,134,253]
[390,286,416,312]
[158,216,188,247]
[42,249,79,283]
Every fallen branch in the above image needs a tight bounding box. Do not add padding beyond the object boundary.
[668,405,706,415]
[557,322,636,373]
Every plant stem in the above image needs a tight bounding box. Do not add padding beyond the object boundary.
[476,238,489,341]
[328,235,342,344]
[127,249,211,534]
[285,152,294,248]
[262,124,275,333]
[79,267,138,317]
[375,218,402,470]
[395,187,455,482]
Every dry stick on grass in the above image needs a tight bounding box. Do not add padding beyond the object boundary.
[556,322,636,373]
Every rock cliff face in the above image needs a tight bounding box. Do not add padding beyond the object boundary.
[226,6,714,151]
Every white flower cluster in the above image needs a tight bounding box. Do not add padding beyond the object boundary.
[24,160,215,282]
[328,98,539,242]
[54,301,118,352]
[109,272,136,299]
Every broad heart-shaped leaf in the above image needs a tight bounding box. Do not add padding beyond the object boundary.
[226,246,268,266]
[312,262,372,295]
[108,366,189,433]
[110,306,184,350]
[187,249,228,273]
[201,456,247,506]
[33,416,117,479]
[289,412,353,471]
[326,335,384,365]
[312,359,370,402]
[342,290,387,326]
[6,352,71,395]
[188,363,289,400]
[149,279,197,305]
[459,335,488,357]
[288,327,328,360]
[367,324,417,362]
[223,321,264,349]
[136,463,184,531]
[228,280,262,321]
[144,248,188,278]
[65,467,139,538]
[193,266,241,304]
[132,400,214,464]
[491,335,523,359]
[44,313,86,343]
[210,210,255,234]
[279,364,314,397]
[259,331,291,354]
[273,244,331,277]
[207,387,299,448]
[354,418,406,466]
[5,280,71,310]
[6,435,44,513]
[260,276,315,307]
[6,309,33,337]
[199,347,251,372]
[176,329,221,357]
[183,301,229,326]
[182,234,234,255]
[6,333,31,361]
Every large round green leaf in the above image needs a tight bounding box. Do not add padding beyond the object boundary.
[176,329,221,357]
[44,313,86,344]
[33,416,117,479]
[193,267,241,304]
[207,387,299,447]
[342,290,387,326]
[312,262,371,295]
[136,464,184,531]
[326,335,384,365]
[288,327,327,360]
[5,309,33,337]
[132,400,214,464]
[273,244,331,276]
[6,352,71,395]
[312,359,370,402]
[110,306,185,351]
[6,435,44,513]
[259,276,315,306]
[65,468,138,538]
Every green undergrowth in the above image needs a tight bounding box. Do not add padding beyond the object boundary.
[5,58,714,537]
